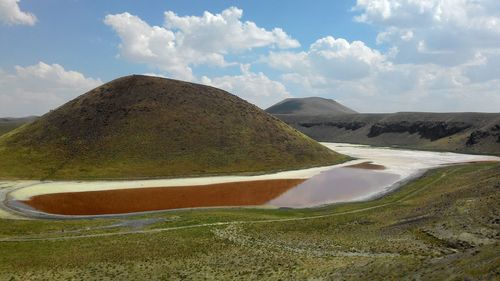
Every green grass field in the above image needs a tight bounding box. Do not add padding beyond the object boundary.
[0,162,499,280]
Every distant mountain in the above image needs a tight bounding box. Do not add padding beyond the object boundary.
[0,75,346,180]
[274,112,500,155]
[0,116,37,136]
[266,97,357,115]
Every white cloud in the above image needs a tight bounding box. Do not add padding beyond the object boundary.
[268,36,386,82]
[353,0,500,66]
[266,34,500,112]
[143,73,167,78]
[0,62,102,117]
[201,64,290,108]
[104,7,299,80]
[164,7,300,52]
[0,0,36,26]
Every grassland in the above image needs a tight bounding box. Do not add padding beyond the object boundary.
[0,162,498,280]
[0,123,20,136]
[0,117,36,136]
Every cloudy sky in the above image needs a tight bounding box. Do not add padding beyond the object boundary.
[1,0,500,117]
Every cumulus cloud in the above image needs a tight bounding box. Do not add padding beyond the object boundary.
[104,7,299,80]
[349,0,500,112]
[353,0,500,66]
[0,0,37,25]
[201,64,290,108]
[268,36,386,82]
[164,7,299,51]
[0,62,102,117]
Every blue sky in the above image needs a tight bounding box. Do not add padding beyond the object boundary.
[1,0,500,116]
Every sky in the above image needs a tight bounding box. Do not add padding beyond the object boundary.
[1,0,500,117]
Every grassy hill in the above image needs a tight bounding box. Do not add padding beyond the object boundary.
[275,112,500,155]
[0,75,346,180]
[266,97,357,115]
[0,116,37,136]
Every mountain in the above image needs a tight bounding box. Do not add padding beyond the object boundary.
[0,116,37,136]
[265,97,357,115]
[274,112,500,155]
[0,75,346,180]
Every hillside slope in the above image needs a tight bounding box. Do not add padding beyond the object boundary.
[275,112,500,155]
[266,97,357,115]
[0,75,346,180]
[0,116,37,136]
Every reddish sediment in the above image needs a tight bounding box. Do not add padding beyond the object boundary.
[345,162,386,170]
[21,179,305,216]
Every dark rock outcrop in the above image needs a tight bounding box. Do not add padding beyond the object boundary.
[368,121,471,141]
[273,112,500,155]
[299,121,366,131]
[466,124,500,146]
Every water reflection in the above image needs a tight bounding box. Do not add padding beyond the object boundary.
[267,167,400,208]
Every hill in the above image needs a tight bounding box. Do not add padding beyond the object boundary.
[0,116,37,136]
[265,97,357,115]
[275,112,500,155]
[0,75,346,180]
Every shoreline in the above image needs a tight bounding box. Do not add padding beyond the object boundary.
[5,159,364,201]
[1,169,427,220]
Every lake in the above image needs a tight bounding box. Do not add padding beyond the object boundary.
[4,143,499,218]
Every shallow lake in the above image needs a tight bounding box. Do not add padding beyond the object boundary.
[267,166,401,208]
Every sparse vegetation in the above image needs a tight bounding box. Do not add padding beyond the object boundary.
[0,162,498,280]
